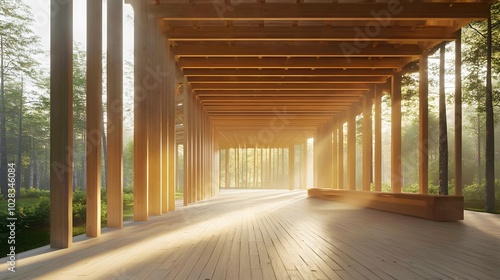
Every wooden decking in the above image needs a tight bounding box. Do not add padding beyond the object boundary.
[1,190,499,280]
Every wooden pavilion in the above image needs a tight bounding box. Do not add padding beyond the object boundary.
[48,0,495,249]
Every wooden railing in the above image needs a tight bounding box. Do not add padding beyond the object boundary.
[308,188,464,222]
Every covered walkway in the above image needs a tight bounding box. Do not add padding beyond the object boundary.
[2,190,499,279]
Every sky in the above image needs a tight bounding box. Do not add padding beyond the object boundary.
[24,0,135,54]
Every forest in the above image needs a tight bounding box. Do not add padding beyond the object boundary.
[0,2,499,207]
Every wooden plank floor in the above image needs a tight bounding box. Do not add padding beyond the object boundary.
[1,190,499,280]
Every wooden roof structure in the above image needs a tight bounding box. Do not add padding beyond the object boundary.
[152,0,492,148]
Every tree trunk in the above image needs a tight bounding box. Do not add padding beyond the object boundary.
[485,13,495,213]
[477,113,482,184]
[16,79,23,197]
[439,45,449,195]
[81,129,86,190]
[0,35,8,198]
[101,117,107,189]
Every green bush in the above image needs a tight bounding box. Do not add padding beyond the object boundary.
[20,187,49,198]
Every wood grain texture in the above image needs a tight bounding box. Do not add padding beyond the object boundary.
[3,190,498,280]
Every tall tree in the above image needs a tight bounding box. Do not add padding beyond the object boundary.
[439,45,449,195]
[485,12,495,213]
[0,1,41,197]
[15,77,23,197]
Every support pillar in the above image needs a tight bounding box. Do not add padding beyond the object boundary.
[86,0,102,237]
[332,119,338,189]
[363,95,373,191]
[347,110,356,190]
[133,0,149,221]
[107,0,123,228]
[50,0,73,248]
[289,146,295,190]
[374,86,382,192]
[301,143,307,189]
[391,74,402,193]
[419,52,429,194]
[337,120,344,189]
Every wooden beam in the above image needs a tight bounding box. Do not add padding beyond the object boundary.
[86,0,102,238]
[150,3,490,20]
[178,57,409,69]
[107,0,123,229]
[419,52,429,195]
[183,69,395,77]
[195,90,367,97]
[188,76,388,84]
[332,119,338,189]
[191,83,372,91]
[391,74,402,193]
[173,42,423,58]
[50,0,73,249]
[166,26,454,42]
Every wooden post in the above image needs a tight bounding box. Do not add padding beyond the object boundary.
[147,18,162,216]
[313,131,320,188]
[325,122,334,188]
[183,78,190,206]
[419,52,429,194]
[374,86,382,192]
[337,120,344,190]
[161,31,168,213]
[391,74,402,193]
[107,0,123,228]
[86,0,102,237]
[289,146,294,190]
[455,30,463,196]
[332,119,338,189]
[50,0,73,248]
[363,95,373,191]
[167,51,176,212]
[133,0,149,221]
[301,142,307,189]
[347,110,356,190]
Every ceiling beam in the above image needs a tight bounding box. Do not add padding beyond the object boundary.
[166,26,454,42]
[194,90,367,96]
[178,57,410,69]
[188,76,388,83]
[150,3,490,21]
[191,83,372,90]
[182,68,396,76]
[173,42,423,57]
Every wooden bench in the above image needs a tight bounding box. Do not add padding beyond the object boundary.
[308,188,464,222]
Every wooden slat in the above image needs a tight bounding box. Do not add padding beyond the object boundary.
[150,3,490,20]
[183,69,396,77]
[179,57,410,69]
[188,76,388,83]
[173,42,423,57]
[191,83,372,91]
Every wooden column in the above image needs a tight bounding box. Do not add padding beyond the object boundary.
[313,131,320,187]
[86,0,102,237]
[167,51,176,212]
[289,146,294,190]
[183,79,190,206]
[161,34,168,213]
[374,86,382,192]
[301,143,307,189]
[50,0,73,248]
[325,122,334,188]
[147,18,162,216]
[337,120,344,189]
[455,30,463,196]
[347,110,356,190]
[107,0,123,228]
[254,147,257,188]
[332,119,338,189]
[391,74,402,193]
[133,0,149,221]
[363,95,373,191]
[419,52,429,194]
